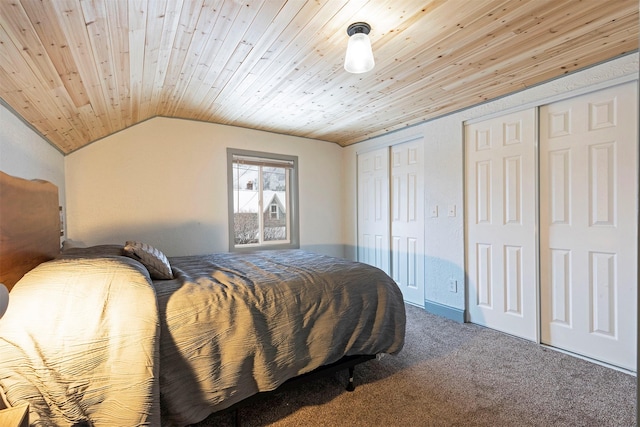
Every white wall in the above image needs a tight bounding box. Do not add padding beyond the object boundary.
[65,117,344,257]
[0,102,65,207]
[342,52,639,312]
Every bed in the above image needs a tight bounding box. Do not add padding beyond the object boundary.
[0,171,406,426]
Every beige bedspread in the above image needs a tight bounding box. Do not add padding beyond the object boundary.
[0,256,161,426]
[0,250,405,426]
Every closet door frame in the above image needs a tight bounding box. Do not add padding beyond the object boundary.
[464,108,539,342]
[391,137,426,307]
[464,74,638,371]
[539,80,638,372]
[356,135,426,307]
[357,146,390,276]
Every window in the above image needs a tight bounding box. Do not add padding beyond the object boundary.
[227,149,299,251]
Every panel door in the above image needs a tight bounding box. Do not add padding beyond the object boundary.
[466,109,537,341]
[391,139,425,306]
[540,81,638,371]
[357,148,390,275]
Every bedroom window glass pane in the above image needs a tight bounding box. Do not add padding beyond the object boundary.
[262,166,288,242]
[232,163,260,245]
[228,149,299,251]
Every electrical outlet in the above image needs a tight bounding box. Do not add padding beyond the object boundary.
[448,278,457,293]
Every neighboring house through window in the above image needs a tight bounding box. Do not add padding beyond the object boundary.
[269,200,279,220]
[227,148,299,251]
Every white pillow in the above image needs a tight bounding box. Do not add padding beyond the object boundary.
[123,241,173,280]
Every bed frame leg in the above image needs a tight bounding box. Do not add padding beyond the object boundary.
[346,366,355,392]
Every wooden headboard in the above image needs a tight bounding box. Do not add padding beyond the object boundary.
[0,171,60,291]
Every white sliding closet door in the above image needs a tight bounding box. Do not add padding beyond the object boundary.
[357,148,390,275]
[391,139,425,306]
[540,81,638,371]
[466,109,537,341]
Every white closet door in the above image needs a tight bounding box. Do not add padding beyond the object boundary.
[391,139,425,306]
[357,148,390,275]
[466,109,537,341]
[540,81,638,371]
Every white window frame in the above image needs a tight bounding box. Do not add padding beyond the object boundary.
[227,148,299,252]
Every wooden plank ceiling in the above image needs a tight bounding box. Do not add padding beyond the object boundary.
[1,0,638,154]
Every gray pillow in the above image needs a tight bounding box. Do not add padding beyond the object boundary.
[123,241,173,280]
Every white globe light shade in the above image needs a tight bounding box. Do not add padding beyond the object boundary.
[344,32,375,74]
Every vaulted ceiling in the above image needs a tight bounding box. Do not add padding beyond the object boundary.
[1,0,638,154]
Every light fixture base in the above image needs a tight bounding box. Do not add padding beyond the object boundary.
[347,22,371,37]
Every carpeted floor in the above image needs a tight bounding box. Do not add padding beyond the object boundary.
[194,304,636,427]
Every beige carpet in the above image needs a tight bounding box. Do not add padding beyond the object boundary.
[194,304,636,427]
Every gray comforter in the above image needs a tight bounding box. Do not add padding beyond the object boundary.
[0,250,406,426]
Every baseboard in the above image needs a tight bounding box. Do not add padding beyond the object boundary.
[424,300,465,323]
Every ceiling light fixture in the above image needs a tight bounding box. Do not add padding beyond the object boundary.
[344,22,374,74]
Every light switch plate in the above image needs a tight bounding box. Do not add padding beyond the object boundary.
[430,205,438,217]
[447,204,456,217]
